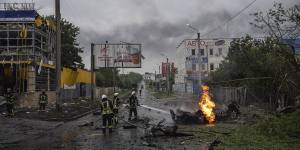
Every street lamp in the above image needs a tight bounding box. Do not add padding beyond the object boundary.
[186,23,202,94]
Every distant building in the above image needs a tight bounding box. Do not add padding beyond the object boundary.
[144,72,156,81]
[173,38,232,94]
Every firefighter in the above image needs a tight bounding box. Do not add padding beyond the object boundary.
[39,89,48,111]
[100,94,113,134]
[112,93,120,125]
[227,101,241,118]
[5,88,15,117]
[128,91,139,121]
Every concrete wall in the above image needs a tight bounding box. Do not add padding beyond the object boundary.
[18,91,56,108]
[18,86,117,108]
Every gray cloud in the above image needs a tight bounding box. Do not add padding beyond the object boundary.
[3,0,298,73]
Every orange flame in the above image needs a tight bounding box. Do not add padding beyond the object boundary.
[199,85,216,124]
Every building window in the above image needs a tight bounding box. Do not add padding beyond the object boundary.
[191,49,195,55]
[209,49,213,55]
[200,49,204,56]
[201,64,205,70]
[218,48,222,55]
[210,63,214,71]
[192,64,196,71]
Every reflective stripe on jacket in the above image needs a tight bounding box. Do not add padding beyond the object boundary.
[39,94,48,103]
[101,100,113,115]
[113,97,119,109]
[5,94,15,105]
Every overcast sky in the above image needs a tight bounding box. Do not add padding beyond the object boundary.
[4,0,298,74]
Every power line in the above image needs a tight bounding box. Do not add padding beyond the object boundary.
[202,0,257,38]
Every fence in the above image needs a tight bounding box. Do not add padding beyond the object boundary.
[211,86,247,105]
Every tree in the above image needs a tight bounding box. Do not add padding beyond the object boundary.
[250,2,300,39]
[250,2,300,72]
[119,72,143,89]
[210,35,299,109]
[46,16,84,68]
[96,68,119,87]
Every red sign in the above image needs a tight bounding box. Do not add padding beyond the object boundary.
[161,62,169,77]
[162,62,176,77]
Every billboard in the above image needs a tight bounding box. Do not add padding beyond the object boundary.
[93,43,142,69]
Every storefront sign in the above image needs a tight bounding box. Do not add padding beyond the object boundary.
[1,3,35,10]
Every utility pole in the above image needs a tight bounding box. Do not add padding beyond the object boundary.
[197,32,202,91]
[158,65,161,91]
[91,43,95,105]
[166,58,170,96]
[55,0,61,111]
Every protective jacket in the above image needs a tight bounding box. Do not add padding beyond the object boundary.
[5,93,15,105]
[39,94,48,104]
[129,95,139,108]
[112,96,119,110]
[100,99,113,115]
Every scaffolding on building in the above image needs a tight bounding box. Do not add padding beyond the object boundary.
[0,9,56,94]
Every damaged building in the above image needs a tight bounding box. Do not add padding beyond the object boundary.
[0,4,94,107]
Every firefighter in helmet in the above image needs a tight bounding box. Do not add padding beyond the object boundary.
[128,91,139,121]
[5,88,15,117]
[39,89,48,111]
[112,93,120,125]
[100,94,113,134]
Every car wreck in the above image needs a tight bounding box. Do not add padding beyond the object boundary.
[170,101,241,124]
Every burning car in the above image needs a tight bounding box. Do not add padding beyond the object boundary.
[170,85,240,124]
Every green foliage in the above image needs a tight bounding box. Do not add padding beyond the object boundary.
[218,110,300,149]
[96,68,118,87]
[46,16,84,68]
[119,72,143,89]
[96,69,142,89]
[211,35,299,105]
[209,3,300,106]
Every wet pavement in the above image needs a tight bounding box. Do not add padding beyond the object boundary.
[0,81,202,150]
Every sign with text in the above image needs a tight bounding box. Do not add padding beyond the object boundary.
[0,3,35,10]
[93,43,142,69]
[185,40,206,49]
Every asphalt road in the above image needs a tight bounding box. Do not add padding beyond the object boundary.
[0,81,200,150]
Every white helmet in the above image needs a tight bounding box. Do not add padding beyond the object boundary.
[131,91,136,95]
[114,93,119,96]
[102,94,107,99]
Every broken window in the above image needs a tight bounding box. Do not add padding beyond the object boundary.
[210,63,214,71]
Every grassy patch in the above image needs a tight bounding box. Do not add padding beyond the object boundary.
[178,110,300,149]
[216,110,300,149]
